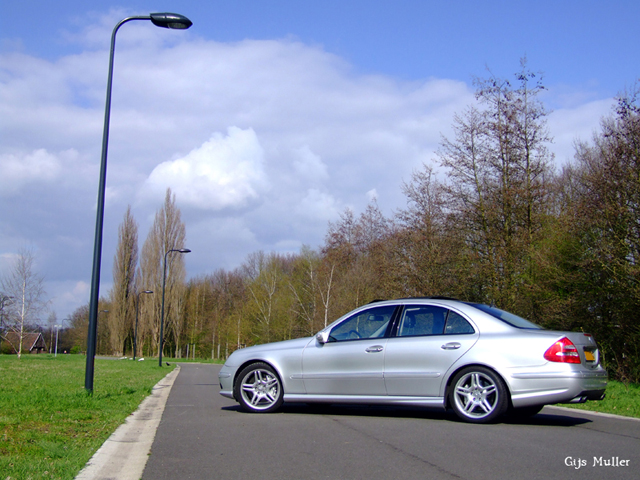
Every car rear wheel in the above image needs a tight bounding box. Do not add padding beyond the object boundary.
[449,367,508,423]
[235,362,284,413]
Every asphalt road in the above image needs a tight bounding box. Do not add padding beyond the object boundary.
[142,364,639,480]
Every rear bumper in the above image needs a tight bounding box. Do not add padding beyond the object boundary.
[566,389,606,403]
[508,368,608,408]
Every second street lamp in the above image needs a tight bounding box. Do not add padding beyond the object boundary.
[84,12,192,393]
[54,324,62,357]
[159,248,190,366]
[134,290,153,361]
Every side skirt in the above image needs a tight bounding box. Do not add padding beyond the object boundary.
[283,394,446,409]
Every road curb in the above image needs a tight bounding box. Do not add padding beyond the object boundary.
[75,365,181,480]
[545,405,640,422]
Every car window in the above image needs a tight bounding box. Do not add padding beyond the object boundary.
[444,311,475,334]
[468,303,542,329]
[329,305,395,342]
[397,306,447,337]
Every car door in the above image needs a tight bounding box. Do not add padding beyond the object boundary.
[384,305,478,397]
[302,305,398,396]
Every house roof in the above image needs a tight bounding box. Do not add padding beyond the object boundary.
[2,331,47,353]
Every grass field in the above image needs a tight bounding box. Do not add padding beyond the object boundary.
[0,354,175,480]
[1,355,638,479]
[563,380,640,418]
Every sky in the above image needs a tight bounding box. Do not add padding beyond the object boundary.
[1,1,639,323]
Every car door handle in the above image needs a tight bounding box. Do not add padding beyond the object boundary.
[441,342,461,350]
[365,345,384,353]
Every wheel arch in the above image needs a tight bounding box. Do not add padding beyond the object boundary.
[443,363,512,409]
[232,358,284,400]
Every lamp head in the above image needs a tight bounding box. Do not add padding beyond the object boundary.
[150,13,193,30]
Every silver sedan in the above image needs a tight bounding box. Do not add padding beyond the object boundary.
[219,298,607,423]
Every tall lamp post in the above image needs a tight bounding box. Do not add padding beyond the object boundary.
[159,248,191,366]
[84,13,192,392]
[54,324,62,357]
[134,290,153,361]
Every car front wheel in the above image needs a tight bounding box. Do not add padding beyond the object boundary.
[449,367,508,423]
[235,362,284,413]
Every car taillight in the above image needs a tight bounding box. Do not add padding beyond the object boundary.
[544,337,581,364]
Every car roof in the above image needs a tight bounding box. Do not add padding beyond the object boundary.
[362,297,548,333]
[363,297,514,329]
[366,297,467,308]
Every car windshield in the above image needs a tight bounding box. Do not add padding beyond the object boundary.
[469,303,542,329]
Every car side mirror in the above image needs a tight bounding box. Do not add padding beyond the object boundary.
[315,331,329,344]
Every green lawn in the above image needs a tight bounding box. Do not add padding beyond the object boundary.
[1,355,638,480]
[562,380,640,418]
[0,354,175,480]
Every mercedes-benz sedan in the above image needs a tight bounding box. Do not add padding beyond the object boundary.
[219,298,607,423]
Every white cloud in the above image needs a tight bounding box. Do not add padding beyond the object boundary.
[48,280,91,323]
[0,149,62,195]
[0,252,20,271]
[295,189,340,221]
[186,217,260,272]
[548,98,613,164]
[139,127,269,210]
[0,12,614,321]
[293,145,329,183]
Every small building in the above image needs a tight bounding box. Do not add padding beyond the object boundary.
[2,332,48,354]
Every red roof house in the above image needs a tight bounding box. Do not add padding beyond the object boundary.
[2,332,48,354]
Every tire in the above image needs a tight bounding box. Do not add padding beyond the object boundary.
[449,366,509,423]
[234,362,284,413]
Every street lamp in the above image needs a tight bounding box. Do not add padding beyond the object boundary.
[54,324,62,357]
[134,290,153,361]
[84,13,192,392]
[159,248,190,366]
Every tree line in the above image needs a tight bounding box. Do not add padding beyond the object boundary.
[62,188,188,360]
[5,61,638,382]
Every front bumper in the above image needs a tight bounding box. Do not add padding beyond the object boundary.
[218,364,235,399]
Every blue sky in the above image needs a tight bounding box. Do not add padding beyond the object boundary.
[4,1,638,98]
[1,1,639,322]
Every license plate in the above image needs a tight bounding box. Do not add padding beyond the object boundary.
[584,350,595,362]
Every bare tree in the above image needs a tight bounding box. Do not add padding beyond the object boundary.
[108,206,138,356]
[1,248,47,358]
[318,262,335,328]
[393,165,459,297]
[566,85,640,381]
[438,60,554,310]
[288,247,320,336]
[323,201,391,314]
[288,246,336,334]
[244,251,281,343]
[139,188,187,357]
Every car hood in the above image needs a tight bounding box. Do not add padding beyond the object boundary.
[224,336,313,366]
